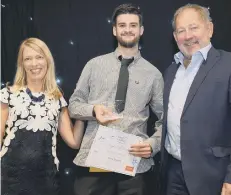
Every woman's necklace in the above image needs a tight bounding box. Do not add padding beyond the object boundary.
[26,87,45,102]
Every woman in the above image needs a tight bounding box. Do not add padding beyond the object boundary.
[0,38,84,195]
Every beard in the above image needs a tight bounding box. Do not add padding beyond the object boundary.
[116,33,140,48]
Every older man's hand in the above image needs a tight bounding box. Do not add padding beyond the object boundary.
[221,183,231,195]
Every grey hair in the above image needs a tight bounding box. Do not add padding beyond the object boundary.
[172,4,212,31]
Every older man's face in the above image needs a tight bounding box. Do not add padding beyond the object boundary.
[173,8,213,59]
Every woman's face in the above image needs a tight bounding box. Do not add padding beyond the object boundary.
[22,46,48,83]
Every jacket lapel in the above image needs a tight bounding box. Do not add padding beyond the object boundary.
[164,62,179,112]
[181,47,220,116]
[162,62,179,147]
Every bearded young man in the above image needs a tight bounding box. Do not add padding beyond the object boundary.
[68,3,164,195]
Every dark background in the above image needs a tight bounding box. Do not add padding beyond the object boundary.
[1,0,231,194]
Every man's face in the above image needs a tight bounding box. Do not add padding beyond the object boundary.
[113,14,144,48]
[173,8,213,59]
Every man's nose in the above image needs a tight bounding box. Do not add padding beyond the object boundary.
[124,26,133,32]
[185,29,193,40]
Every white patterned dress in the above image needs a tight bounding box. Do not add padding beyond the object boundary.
[0,87,67,195]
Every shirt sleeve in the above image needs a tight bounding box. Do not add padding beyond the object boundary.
[68,60,95,120]
[145,71,164,156]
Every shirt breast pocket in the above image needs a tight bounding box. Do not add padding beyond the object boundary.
[126,77,152,110]
[90,68,118,97]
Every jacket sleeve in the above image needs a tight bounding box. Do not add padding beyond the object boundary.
[224,73,231,183]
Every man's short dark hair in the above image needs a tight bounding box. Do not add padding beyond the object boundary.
[111,4,143,26]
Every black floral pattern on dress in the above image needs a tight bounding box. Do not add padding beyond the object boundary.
[1,87,67,195]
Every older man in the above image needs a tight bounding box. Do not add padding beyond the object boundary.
[161,4,231,195]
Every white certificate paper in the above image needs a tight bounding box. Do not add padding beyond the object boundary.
[85,125,143,176]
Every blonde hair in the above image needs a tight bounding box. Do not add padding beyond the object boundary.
[172,4,212,31]
[13,37,62,99]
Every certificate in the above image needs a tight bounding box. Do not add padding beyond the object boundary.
[85,125,143,176]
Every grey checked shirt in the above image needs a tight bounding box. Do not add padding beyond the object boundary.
[69,48,164,173]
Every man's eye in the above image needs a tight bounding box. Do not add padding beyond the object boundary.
[177,30,184,34]
[191,26,198,30]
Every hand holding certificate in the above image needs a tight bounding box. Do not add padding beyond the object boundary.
[85,125,143,176]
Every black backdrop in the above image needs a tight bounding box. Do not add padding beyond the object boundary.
[1,0,231,194]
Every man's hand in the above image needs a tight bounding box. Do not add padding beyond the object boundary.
[93,105,118,125]
[222,183,231,195]
[129,142,152,158]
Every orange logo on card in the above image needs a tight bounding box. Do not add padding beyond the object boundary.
[125,166,134,172]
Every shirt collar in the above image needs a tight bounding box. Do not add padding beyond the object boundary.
[114,47,141,63]
[174,43,212,65]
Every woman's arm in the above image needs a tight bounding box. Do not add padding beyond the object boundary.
[1,103,9,146]
[58,107,84,149]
